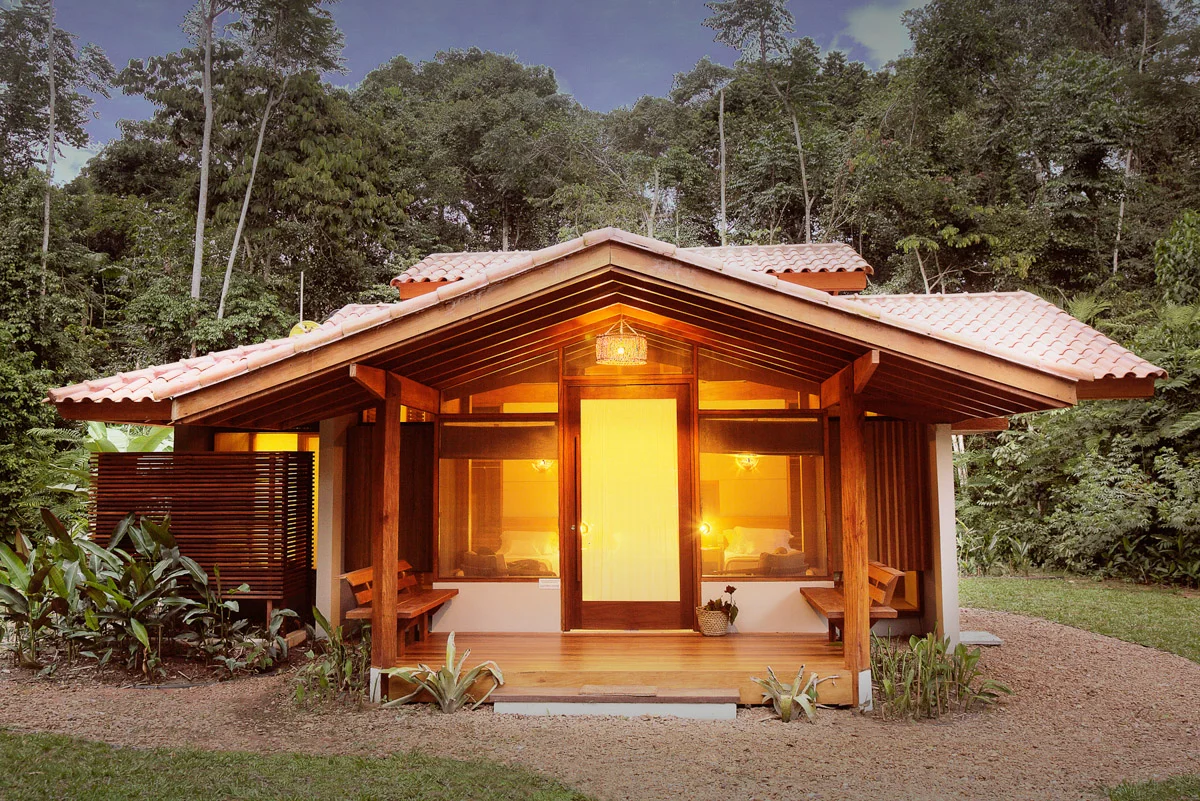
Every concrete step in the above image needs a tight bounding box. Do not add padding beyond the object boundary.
[491,686,740,719]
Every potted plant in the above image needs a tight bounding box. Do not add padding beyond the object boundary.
[696,585,738,636]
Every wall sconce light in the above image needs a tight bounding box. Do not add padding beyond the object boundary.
[699,522,712,537]
[734,453,760,471]
[531,458,554,473]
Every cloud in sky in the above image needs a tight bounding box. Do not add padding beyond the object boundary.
[840,0,923,65]
[52,144,99,185]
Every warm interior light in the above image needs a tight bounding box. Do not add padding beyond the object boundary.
[531,458,554,473]
[734,453,760,471]
[595,317,648,366]
[699,521,724,549]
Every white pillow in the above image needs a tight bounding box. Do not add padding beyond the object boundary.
[727,526,792,556]
[500,530,557,556]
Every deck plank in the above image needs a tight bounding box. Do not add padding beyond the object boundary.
[388,632,850,706]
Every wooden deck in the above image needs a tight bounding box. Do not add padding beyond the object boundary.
[387,632,850,706]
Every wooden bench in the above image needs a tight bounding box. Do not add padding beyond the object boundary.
[340,561,458,655]
[800,561,905,642]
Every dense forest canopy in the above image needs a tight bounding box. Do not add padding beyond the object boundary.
[1,0,1198,583]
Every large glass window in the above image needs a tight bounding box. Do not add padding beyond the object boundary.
[698,416,827,577]
[698,349,819,410]
[440,352,558,414]
[438,421,559,578]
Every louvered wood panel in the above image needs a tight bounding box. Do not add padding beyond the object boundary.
[864,420,931,571]
[90,452,313,604]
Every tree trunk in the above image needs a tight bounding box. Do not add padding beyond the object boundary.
[41,1,56,296]
[765,68,814,244]
[501,206,509,252]
[719,87,727,246]
[1113,0,1149,276]
[914,248,931,294]
[191,1,217,309]
[646,165,660,239]
[218,84,282,320]
[787,104,813,244]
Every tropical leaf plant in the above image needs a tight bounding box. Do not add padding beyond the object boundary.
[381,632,503,713]
[751,665,837,723]
[294,607,371,707]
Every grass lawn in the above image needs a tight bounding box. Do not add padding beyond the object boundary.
[0,730,592,801]
[1108,775,1200,801]
[959,576,1200,664]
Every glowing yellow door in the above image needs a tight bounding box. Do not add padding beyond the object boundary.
[569,385,693,630]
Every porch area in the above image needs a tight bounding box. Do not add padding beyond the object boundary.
[388,631,850,706]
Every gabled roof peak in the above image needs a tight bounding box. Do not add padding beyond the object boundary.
[392,227,873,286]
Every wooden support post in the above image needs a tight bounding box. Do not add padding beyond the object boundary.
[838,367,872,710]
[369,375,403,699]
[173,424,216,452]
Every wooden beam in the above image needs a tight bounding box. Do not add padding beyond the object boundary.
[951,417,1010,434]
[370,373,402,678]
[777,271,869,293]
[350,364,387,400]
[1075,375,1158,400]
[838,368,871,709]
[394,374,440,415]
[53,399,174,424]
[821,350,881,409]
[351,364,439,415]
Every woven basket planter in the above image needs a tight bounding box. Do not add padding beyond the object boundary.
[696,607,730,637]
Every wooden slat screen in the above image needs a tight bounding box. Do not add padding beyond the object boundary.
[90,452,313,604]
[344,422,435,574]
[864,420,931,572]
[827,419,932,574]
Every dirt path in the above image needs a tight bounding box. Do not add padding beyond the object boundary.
[2,610,1197,801]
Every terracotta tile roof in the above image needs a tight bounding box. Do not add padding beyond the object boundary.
[392,240,871,284]
[49,228,1161,411]
[684,242,873,274]
[843,292,1163,380]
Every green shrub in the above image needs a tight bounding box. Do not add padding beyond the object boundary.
[0,509,298,678]
[294,608,371,707]
[956,304,1200,587]
[871,632,1011,720]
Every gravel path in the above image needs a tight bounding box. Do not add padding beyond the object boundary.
[1,610,1197,801]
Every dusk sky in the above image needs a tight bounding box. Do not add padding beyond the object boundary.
[51,0,922,180]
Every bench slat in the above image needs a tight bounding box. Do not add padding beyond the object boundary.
[343,588,459,620]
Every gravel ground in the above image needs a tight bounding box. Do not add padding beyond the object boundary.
[1,609,1197,801]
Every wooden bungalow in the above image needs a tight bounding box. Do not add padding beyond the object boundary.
[48,227,1163,710]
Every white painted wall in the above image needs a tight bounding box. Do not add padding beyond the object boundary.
[428,580,853,634]
[315,414,354,627]
[929,424,961,646]
[702,580,833,634]
[431,582,562,632]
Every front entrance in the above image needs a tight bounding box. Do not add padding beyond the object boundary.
[564,383,695,629]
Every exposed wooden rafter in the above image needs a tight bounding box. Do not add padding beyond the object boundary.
[951,417,1010,434]
[820,350,880,409]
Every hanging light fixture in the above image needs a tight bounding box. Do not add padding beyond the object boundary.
[734,453,760,471]
[531,458,555,473]
[595,317,647,366]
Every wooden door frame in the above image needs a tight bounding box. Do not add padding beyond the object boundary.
[561,380,698,630]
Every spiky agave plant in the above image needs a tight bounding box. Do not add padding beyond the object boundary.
[752,665,837,723]
[381,632,503,713]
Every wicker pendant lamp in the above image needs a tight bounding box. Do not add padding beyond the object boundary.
[595,317,648,366]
